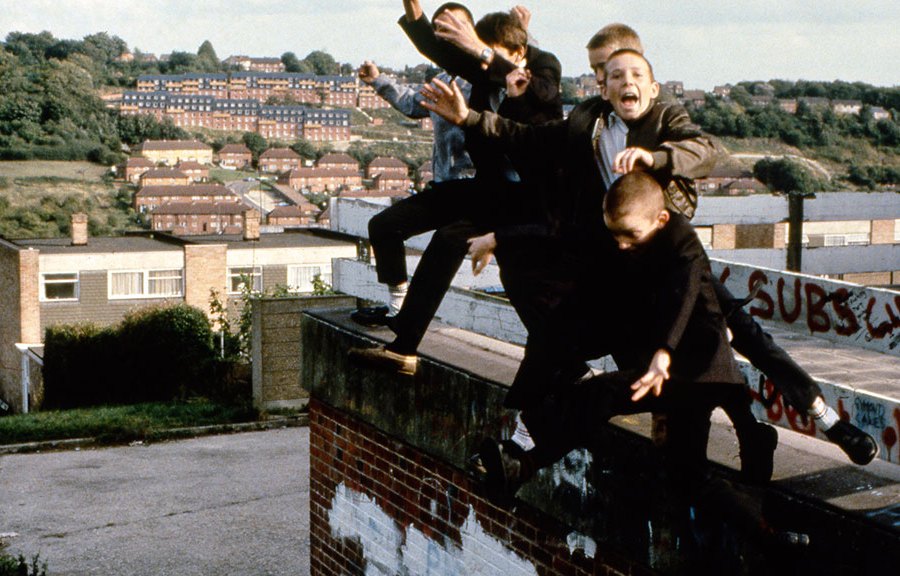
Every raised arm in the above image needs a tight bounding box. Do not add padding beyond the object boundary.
[398,6,485,81]
[421,77,568,158]
[654,104,719,180]
[359,60,429,120]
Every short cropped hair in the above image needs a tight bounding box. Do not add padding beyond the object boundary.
[604,48,655,82]
[475,12,528,52]
[433,3,474,25]
[604,172,665,223]
[586,23,643,52]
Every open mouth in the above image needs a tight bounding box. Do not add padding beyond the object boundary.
[621,92,639,106]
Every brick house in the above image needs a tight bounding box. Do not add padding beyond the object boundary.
[833,100,863,115]
[695,166,752,195]
[140,168,192,187]
[371,173,412,193]
[134,184,241,212]
[366,157,408,180]
[267,204,320,227]
[316,153,359,171]
[259,148,302,173]
[175,161,210,182]
[217,143,253,169]
[279,167,363,193]
[140,140,213,165]
[150,202,249,235]
[122,157,155,184]
[0,216,357,412]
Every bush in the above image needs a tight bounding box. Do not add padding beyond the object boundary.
[0,552,46,576]
[43,304,218,409]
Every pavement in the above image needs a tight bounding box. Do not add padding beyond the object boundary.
[0,427,310,576]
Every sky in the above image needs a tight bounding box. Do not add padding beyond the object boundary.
[1,0,898,90]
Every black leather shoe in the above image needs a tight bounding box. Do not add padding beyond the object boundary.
[350,306,394,328]
[824,421,878,465]
[740,422,778,484]
[476,438,529,499]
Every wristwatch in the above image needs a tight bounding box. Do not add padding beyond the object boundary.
[479,47,494,64]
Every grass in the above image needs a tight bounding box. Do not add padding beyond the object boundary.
[0,400,259,446]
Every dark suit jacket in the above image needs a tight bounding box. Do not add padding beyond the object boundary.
[399,14,562,182]
[607,214,743,385]
[463,99,717,251]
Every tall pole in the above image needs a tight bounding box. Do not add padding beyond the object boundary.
[787,191,804,272]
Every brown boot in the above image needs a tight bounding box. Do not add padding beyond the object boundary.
[348,346,417,376]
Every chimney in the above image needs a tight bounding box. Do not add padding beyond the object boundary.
[243,209,260,241]
[70,213,88,246]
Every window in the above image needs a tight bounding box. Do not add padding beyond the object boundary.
[109,269,183,299]
[41,273,79,301]
[110,271,144,298]
[288,265,328,293]
[229,266,262,293]
[148,269,183,296]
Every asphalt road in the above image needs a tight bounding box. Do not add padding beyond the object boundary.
[0,427,310,576]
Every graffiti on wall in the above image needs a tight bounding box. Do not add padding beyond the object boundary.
[328,482,539,576]
[737,363,899,464]
[712,260,900,354]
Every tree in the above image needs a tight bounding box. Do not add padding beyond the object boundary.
[753,157,820,194]
[242,132,268,162]
[303,50,338,75]
[281,51,304,73]
[196,40,220,72]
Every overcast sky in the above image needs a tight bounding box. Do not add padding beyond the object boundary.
[2,0,898,89]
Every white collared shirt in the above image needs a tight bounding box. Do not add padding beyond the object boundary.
[594,112,629,190]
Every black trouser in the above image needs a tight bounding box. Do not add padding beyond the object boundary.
[715,280,822,412]
[375,177,539,355]
[368,180,475,286]
[520,370,747,494]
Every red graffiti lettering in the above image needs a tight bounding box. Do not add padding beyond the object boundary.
[883,427,897,462]
[785,403,816,435]
[830,288,860,337]
[718,266,731,284]
[749,271,774,319]
[837,398,850,421]
[864,297,900,339]
[805,283,830,333]
[777,277,802,323]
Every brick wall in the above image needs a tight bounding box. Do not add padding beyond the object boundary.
[711,223,736,249]
[870,219,896,245]
[303,309,900,575]
[309,399,645,576]
[735,223,783,248]
[249,295,355,411]
[184,243,227,315]
[0,241,40,410]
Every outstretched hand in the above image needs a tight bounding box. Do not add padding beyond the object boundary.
[510,5,531,31]
[420,77,469,125]
[358,60,380,84]
[467,232,496,275]
[433,10,486,57]
[630,349,671,401]
[506,67,532,97]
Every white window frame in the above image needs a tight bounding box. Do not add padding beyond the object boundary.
[228,266,262,294]
[40,272,80,302]
[108,268,184,299]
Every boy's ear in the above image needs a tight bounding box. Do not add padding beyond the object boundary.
[599,81,608,99]
[650,81,660,100]
[657,209,670,228]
